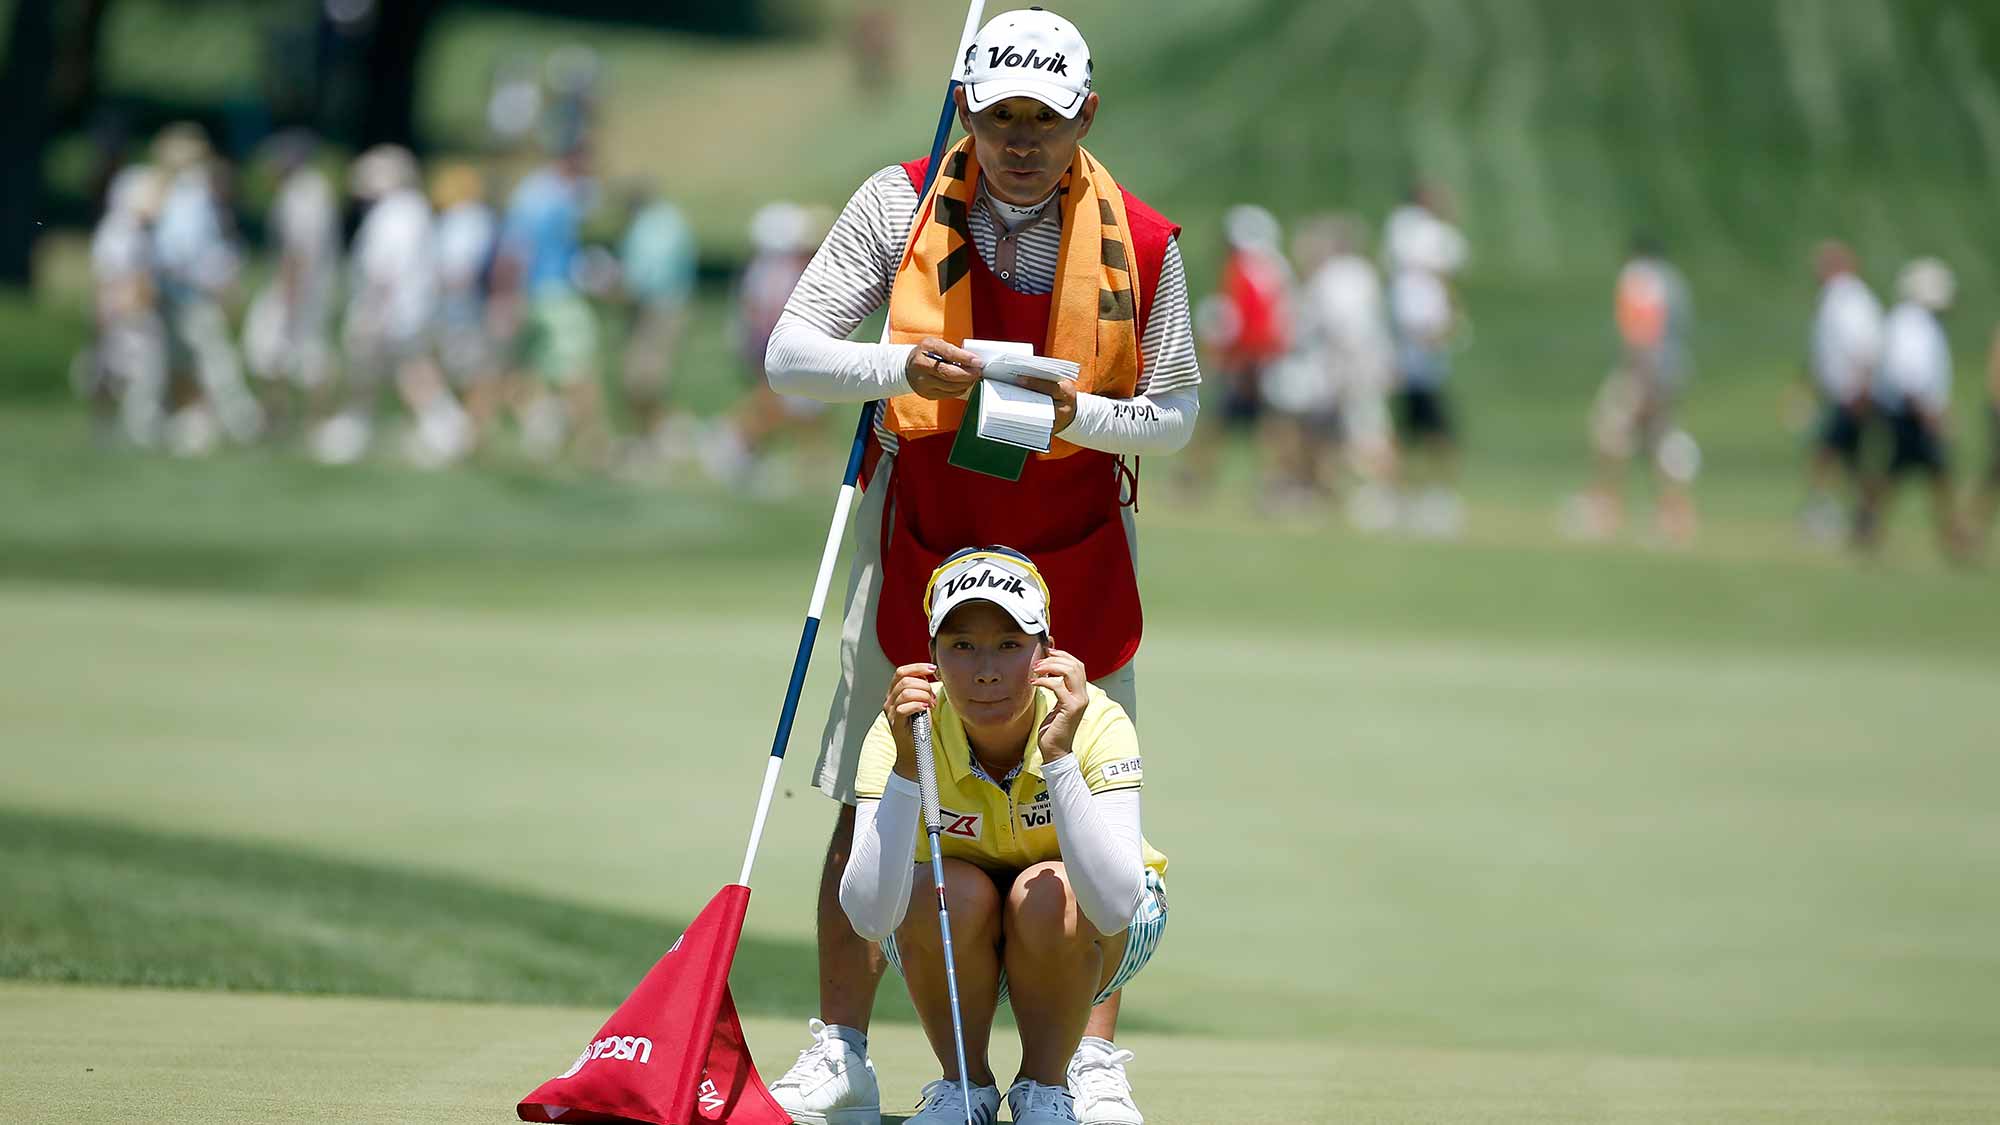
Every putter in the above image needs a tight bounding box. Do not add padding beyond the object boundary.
[912,709,977,1125]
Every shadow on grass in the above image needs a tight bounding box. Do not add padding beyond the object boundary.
[0,806,857,1016]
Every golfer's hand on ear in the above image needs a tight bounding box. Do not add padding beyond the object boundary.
[905,338,982,401]
[884,663,938,781]
[1015,376,1079,434]
[1033,648,1090,761]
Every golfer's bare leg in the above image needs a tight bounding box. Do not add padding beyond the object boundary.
[1005,861,1120,1087]
[817,804,887,1032]
[893,858,1001,1087]
[1084,991,1120,1040]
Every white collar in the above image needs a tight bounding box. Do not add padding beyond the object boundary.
[981,183,1058,230]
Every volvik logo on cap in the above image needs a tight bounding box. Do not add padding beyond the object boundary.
[979,45,1071,76]
[961,8,1094,118]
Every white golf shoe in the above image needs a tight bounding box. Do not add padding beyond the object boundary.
[1066,1037,1143,1125]
[766,1019,880,1125]
[906,1077,1000,1124]
[1007,1077,1080,1125]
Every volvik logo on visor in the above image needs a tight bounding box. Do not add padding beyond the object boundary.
[939,566,1030,601]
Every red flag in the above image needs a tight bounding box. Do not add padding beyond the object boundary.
[518,885,791,1125]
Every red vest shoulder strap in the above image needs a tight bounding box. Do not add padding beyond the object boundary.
[901,157,930,193]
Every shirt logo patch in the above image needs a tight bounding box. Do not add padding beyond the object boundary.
[941,809,983,839]
[1099,757,1142,784]
[1020,790,1053,829]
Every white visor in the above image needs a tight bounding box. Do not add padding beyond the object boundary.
[926,551,1050,638]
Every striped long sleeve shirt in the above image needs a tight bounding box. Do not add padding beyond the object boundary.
[765,164,1202,457]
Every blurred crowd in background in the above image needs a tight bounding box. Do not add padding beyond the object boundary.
[1197,195,2000,559]
[68,41,2000,560]
[72,44,833,495]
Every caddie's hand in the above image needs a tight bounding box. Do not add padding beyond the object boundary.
[905,338,983,401]
[1016,376,1079,434]
[1032,648,1090,760]
[883,663,939,780]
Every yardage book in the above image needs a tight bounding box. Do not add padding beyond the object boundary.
[966,338,1083,389]
[976,379,1056,453]
[945,339,1077,479]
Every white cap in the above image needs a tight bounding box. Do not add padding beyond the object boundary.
[961,8,1093,119]
[1224,204,1281,251]
[1897,257,1955,310]
[349,144,419,201]
[924,548,1051,638]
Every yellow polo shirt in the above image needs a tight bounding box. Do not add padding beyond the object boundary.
[854,683,1168,879]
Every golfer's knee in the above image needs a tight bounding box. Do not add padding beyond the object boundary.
[1005,862,1092,956]
[898,859,999,952]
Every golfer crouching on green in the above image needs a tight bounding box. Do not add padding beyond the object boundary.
[839,547,1169,1125]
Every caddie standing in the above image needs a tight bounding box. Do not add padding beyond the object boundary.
[763,10,1200,1124]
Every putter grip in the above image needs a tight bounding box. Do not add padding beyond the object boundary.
[912,710,942,833]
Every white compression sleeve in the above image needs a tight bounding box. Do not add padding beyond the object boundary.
[839,773,921,941]
[764,314,917,403]
[1062,385,1201,455]
[1043,754,1146,936]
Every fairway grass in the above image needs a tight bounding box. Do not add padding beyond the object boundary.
[7,395,2000,1115]
[0,808,825,1016]
[7,581,1999,1065]
[5,983,1998,1124]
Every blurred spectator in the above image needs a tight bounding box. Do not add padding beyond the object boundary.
[80,164,168,447]
[1184,204,1292,499]
[492,142,605,465]
[1570,234,1698,546]
[705,202,822,492]
[1384,183,1467,536]
[241,130,341,433]
[1287,213,1396,527]
[152,123,264,451]
[1218,204,1292,428]
[1800,240,1883,542]
[616,181,698,456]
[319,144,470,467]
[1855,258,1967,558]
[430,162,502,436]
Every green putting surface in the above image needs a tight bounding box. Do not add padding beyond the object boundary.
[6,983,1998,1124]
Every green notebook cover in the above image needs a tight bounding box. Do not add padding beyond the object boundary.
[946,383,1032,481]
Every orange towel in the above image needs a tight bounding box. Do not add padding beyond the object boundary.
[885,138,1141,458]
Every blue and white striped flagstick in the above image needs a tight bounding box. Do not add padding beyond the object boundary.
[738,0,989,892]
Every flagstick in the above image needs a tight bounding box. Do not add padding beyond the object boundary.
[738,0,988,892]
